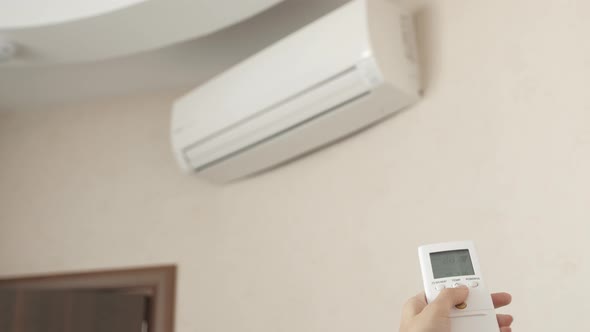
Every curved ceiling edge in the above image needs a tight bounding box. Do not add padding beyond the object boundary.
[0,0,285,67]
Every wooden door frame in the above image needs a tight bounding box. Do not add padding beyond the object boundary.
[0,265,176,332]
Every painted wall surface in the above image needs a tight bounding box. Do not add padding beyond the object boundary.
[1,0,590,331]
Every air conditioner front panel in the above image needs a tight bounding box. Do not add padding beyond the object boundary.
[170,0,421,180]
[183,58,382,170]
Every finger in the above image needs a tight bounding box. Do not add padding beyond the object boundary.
[402,293,428,320]
[428,286,469,315]
[500,327,512,332]
[492,293,512,309]
[497,314,513,327]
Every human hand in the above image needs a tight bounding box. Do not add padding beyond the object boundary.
[399,287,513,332]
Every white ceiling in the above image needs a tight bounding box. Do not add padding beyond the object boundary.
[0,0,353,112]
[0,0,147,28]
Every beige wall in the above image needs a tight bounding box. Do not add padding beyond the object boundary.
[1,0,590,331]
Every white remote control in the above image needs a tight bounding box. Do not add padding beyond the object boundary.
[418,241,498,332]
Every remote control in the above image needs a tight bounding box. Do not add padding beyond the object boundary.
[418,241,498,332]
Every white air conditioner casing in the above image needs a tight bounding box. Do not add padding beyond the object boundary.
[171,0,420,182]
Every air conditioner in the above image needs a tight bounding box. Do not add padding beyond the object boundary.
[171,0,420,182]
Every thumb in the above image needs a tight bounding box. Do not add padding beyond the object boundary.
[428,286,469,315]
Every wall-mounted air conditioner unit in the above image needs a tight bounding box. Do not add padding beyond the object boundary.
[171,0,420,182]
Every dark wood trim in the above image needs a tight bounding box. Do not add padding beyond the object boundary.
[0,265,176,332]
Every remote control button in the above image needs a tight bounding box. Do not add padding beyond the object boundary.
[455,302,467,310]
[468,281,479,288]
[435,284,446,291]
[453,283,464,288]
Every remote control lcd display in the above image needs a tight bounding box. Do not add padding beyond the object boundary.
[430,249,475,279]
